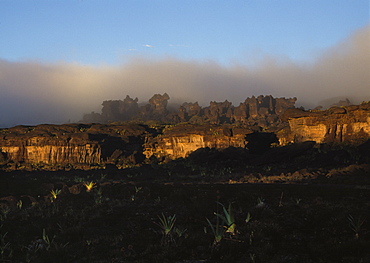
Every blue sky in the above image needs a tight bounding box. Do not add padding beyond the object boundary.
[1,0,368,65]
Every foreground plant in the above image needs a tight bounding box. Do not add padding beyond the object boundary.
[131,186,142,201]
[42,228,55,251]
[24,228,68,261]
[154,213,176,246]
[256,197,265,208]
[94,188,103,204]
[348,214,366,239]
[16,200,23,209]
[0,207,10,221]
[174,226,188,238]
[0,229,12,260]
[84,181,96,192]
[206,216,226,246]
[50,189,61,202]
[215,202,236,235]
[245,212,252,223]
[206,202,243,247]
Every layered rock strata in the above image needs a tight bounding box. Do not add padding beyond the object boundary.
[0,102,369,170]
[279,103,370,144]
[143,124,253,160]
[0,124,148,169]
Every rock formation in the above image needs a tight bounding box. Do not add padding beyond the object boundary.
[278,102,370,145]
[148,93,170,114]
[0,123,148,170]
[139,93,171,121]
[83,95,140,123]
[83,94,296,128]
[1,99,369,171]
[143,124,253,160]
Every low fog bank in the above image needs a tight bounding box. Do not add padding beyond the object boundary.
[0,26,369,128]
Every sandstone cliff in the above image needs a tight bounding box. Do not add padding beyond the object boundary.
[0,102,369,170]
[279,102,370,145]
[143,124,253,160]
[0,123,148,170]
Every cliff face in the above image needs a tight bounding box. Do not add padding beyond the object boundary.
[0,124,148,169]
[0,102,369,170]
[143,125,252,160]
[1,144,101,165]
[279,103,370,145]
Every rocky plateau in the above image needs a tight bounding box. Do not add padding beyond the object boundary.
[0,95,369,171]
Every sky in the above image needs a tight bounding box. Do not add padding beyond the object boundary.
[0,0,369,127]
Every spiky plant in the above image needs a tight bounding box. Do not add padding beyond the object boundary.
[84,181,96,192]
[348,214,366,239]
[215,202,236,235]
[154,213,176,246]
[50,189,61,201]
[245,212,252,223]
[206,216,226,246]
[0,230,12,260]
[94,188,103,204]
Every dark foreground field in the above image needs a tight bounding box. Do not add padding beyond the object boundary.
[0,166,369,263]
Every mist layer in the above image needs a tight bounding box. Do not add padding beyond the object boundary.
[0,26,369,127]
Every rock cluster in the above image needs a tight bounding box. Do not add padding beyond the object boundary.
[279,102,370,144]
[0,100,369,170]
[83,94,297,128]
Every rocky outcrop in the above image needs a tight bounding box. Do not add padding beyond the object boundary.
[83,94,297,128]
[148,93,170,114]
[143,124,253,160]
[278,102,370,144]
[101,95,139,122]
[0,123,148,170]
[83,95,140,123]
[1,101,369,170]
